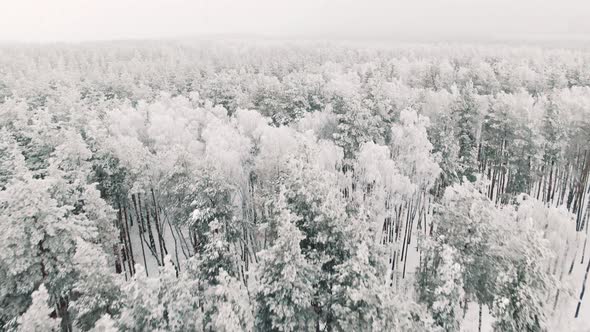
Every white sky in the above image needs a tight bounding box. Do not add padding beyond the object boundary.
[0,0,589,42]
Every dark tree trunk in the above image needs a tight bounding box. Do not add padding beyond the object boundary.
[131,195,149,276]
[575,250,590,318]
[123,205,135,275]
[58,297,72,332]
[478,302,483,332]
[151,189,168,263]
[144,201,158,257]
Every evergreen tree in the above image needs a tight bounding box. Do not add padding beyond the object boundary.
[417,241,465,332]
[255,193,318,332]
[89,314,118,332]
[330,220,390,331]
[17,285,61,332]
[0,128,27,190]
[203,269,253,332]
[118,259,202,332]
[452,82,481,182]
[69,240,123,331]
[279,157,350,329]
[491,263,548,332]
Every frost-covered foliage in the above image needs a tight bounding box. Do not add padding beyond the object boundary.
[118,258,202,332]
[419,181,567,331]
[1,41,589,331]
[330,214,392,331]
[255,192,318,331]
[17,285,60,332]
[202,269,253,332]
[389,108,441,191]
[89,314,117,332]
[69,240,123,331]
[430,244,465,331]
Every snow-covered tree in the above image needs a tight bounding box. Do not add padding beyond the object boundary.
[255,192,318,331]
[89,314,117,332]
[0,128,27,190]
[202,269,253,332]
[491,261,549,332]
[389,108,441,192]
[452,82,483,182]
[419,180,559,331]
[118,258,202,332]
[69,240,123,331]
[0,175,75,327]
[418,240,465,332]
[330,221,390,331]
[17,285,60,332]
[117,265,166,331]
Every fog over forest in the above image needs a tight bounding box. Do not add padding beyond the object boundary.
[2,0,590,42]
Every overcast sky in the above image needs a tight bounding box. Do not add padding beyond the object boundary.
[1,0,589,42]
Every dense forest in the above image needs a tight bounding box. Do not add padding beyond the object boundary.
[1,40,589,331]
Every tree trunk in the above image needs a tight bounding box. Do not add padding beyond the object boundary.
[167,219,181,271]
[547,160,555,205]
[144,201,158,258]
[58,297,72,332]
[122,205,135,275]
[575,250,590,318]
[478,302,483,332]
[151,189,168,263]
[131,197,149,276]
[490,167,498,201]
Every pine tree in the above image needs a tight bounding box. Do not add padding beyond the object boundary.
[118,257,202,331]
[69,240,123,331]
[327,75,384,164]
[491,262,549,332]
[452,82,481,182]
[331,238,389,331]
[431,244,465,332]
[278,156,351,329]
[0,128,27,190]
[255,193,318,332]
[203,269,253,332]
[418,241,465,332]
[191,220,252,331]
[89,314,118,332]
[0,175,75,327]
[17,285,61,332]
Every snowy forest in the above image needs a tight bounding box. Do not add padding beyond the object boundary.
[1,40,590,332]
